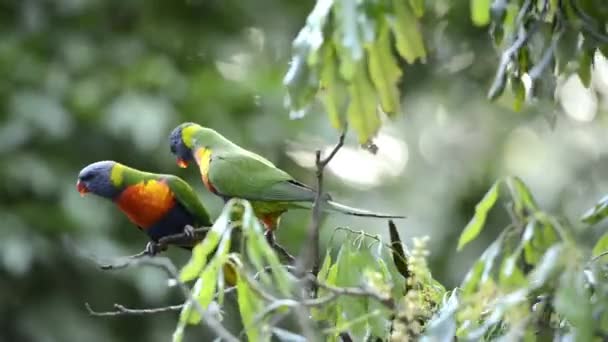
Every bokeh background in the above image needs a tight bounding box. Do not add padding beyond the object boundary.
[2,0,608,341]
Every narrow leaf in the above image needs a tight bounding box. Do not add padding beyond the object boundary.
[346,62,380,143]
[457,180,501,250]
[581,194,608,225]
[471,0,491,26]
[320,44,347,130]
[592,232,608,259]
[408,0,425,17]
[367,22,402,116]
[237,272,267,342]
[388,220,410,279]
[390,0,426,63]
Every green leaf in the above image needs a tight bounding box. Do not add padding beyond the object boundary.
[528,244,564,289]
[555,267,593,341]
[388,220,410,280]
[523,221,557,265]
[367,22,402,116]
[347,62,380,143]
[506,176,539,216]
[457,180,501,250]
[592,232,608,259]
[461,259,484,295]
[390,0,426,64]
[320,44,348,130]
[577,48,593,88]
[284,53,319,113]
[408,0,425,18]
[511,76,525,112]
[334,0,365,80]
[471,0,491,26]
[581,194,608,225]
[420,291,459,341]
[179,212,230,282]
[237,270,267,342]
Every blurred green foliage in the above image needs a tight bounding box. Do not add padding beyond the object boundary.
[3,0,608,341]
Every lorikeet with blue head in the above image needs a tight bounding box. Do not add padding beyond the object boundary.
[76,160,212,254]
[168,122,405,239]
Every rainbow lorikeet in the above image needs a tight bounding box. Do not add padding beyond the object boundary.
[168,122,405,234]
[76,161,212,254]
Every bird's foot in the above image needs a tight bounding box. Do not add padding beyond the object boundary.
[183,224,196,240]
[144,242,163,256]
[264,229,276,246]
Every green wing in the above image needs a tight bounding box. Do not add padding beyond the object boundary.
[166,175,213,226]
[208,150,317,202]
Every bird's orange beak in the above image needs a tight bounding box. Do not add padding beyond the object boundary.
[76,180,89,197]
[176,158,189,168]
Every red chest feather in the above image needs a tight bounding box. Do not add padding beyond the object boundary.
[116,180,176,228]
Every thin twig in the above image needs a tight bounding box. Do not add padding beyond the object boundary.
[84,286,237,317]
[311,275,395,310]
[296,130,347,277]
[85,302,184,316]
[592,250,608,262]
[92,255,239,342]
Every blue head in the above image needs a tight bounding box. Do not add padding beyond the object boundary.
[169,122,197,168]
[76,161,121,199]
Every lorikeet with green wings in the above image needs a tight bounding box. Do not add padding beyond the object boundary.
[76,161,212,254]
[168,122,405,234]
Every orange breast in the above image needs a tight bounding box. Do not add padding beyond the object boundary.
[116,180,176,228]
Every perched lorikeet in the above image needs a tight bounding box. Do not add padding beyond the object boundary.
[76,160,212,253]
[168,122,405,233]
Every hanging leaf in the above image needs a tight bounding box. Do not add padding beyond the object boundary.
[346,62,380,143]
[284,53,319,115]
[320,44,348,130]
[179,211,230,282]
[388,220,410,279]
[471,0,491,26]
[237,269,268,342]
[420,291,459,341]
[511,76,526,112]
[554,267,593,341]
[577,48,593,88]
[409,0,425,18]
[592,232,608,259]
[390,0,426,64]
[581,194,608,225]
[367,21,402,116]
[506,176,539,217]
[457,180,501,251]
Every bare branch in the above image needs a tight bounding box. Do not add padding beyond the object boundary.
[296,130,347,277]
[85,302,184,316]
[89,254,239,342]
[84,286,237,317]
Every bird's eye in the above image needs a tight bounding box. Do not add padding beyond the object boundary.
[80,173,94,181]
[170,145,176,154]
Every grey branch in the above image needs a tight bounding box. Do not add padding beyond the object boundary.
[85,302,184,316]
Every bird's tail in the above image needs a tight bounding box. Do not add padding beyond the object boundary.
[325,200,406,219]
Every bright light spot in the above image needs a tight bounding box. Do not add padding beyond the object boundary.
[503,127,545,176]
[593,51,608,97]
[558,74,597,122]
[286,149,316,169]
[287,133,408,187]
[215,52,253,82]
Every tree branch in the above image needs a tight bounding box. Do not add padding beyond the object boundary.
[84,286,237,317]
[91,255,239,342]
[296,130,346,277]
[85,302,184,316]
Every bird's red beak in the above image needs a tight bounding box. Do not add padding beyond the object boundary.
[176,158,189,168]
[76,180,89,197]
